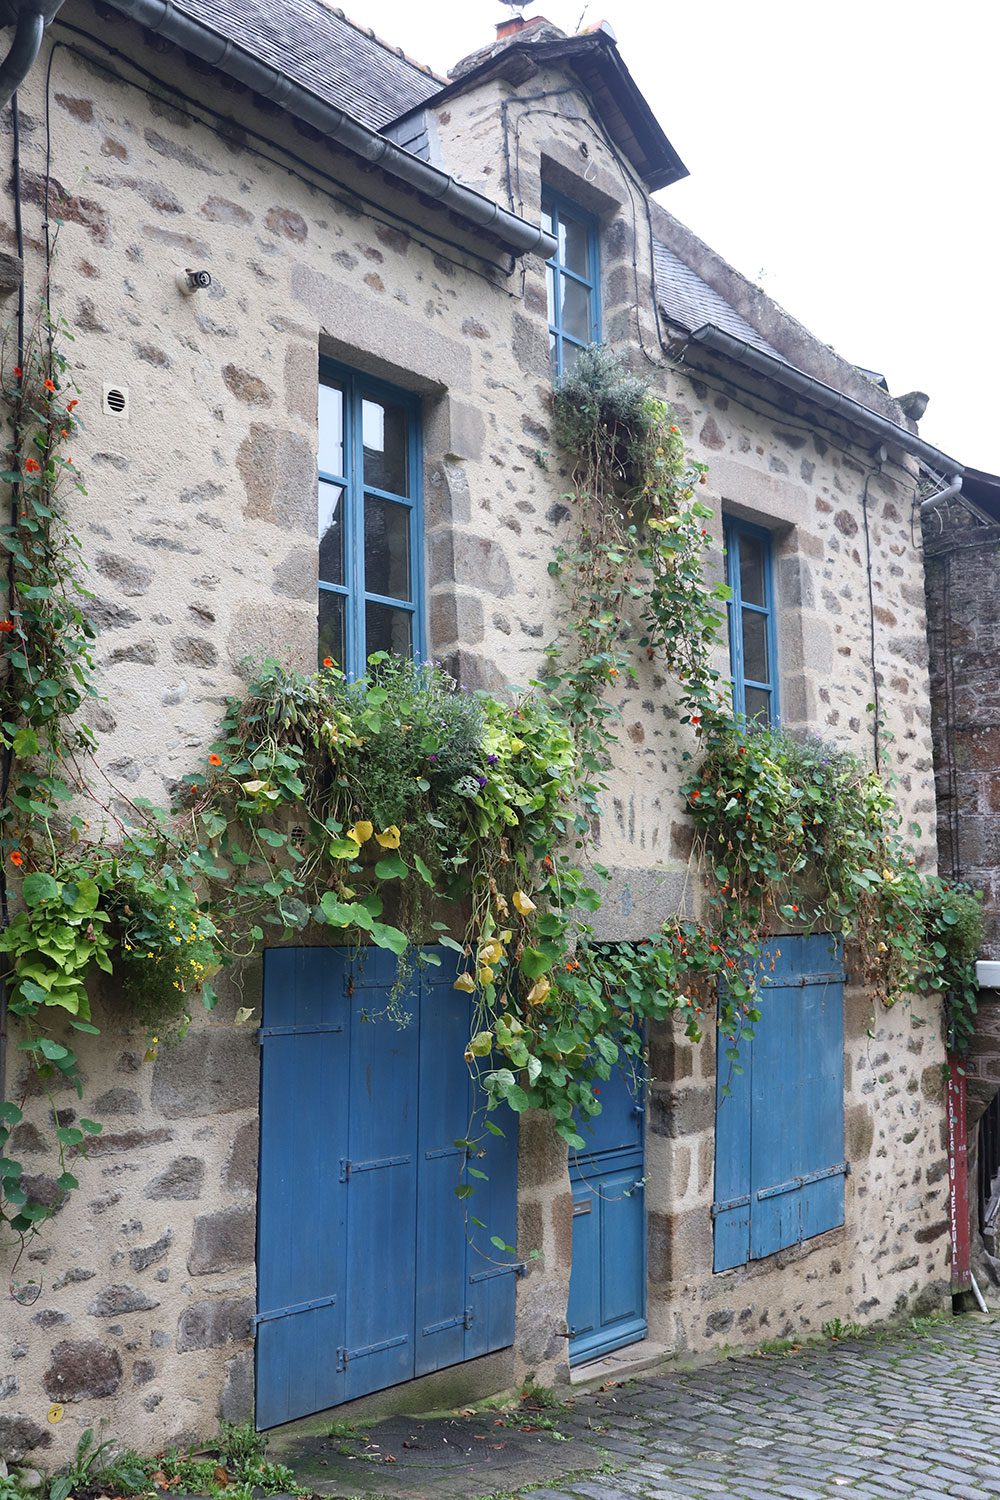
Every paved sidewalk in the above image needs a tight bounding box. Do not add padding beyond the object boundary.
[271,1313,1000,1500]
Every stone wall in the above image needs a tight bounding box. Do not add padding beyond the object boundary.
[0,1,949,1466]
[924,513,1000,1130]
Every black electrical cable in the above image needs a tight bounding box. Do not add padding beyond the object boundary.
[0,88,26,1116]
[860,467,883,774]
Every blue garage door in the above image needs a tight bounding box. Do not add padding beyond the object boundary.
[713,933,846,1272]
[255,946,519,1429]
[567,1059,647,1365]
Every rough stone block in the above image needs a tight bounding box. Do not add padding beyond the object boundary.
[224,1121,258,1196]
[219,1350,254,1423]
[649,1085,715,1140]
[176,1297,253,1352]
[43,1341,122,1402]
[88,1285,160,1317]
[151,1031,258,1118]
[0,1416,52,1463]
[145,1155,205,1200]
[187,1207,256,1275]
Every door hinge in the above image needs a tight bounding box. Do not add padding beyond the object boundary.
[340,1153,411,1182]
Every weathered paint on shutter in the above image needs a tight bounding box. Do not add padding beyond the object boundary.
[713,934,846,1272]
[256,946,519,1428]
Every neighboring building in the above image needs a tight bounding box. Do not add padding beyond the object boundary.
[922,469,1000,1269]
[0,0,962,1463]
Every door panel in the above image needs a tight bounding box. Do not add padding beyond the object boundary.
[568,1052,647,1366]
[256,947,519,1428]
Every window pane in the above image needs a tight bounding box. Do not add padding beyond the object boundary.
[364,495,411,602]
[738,534,766,606]
[560,214,590,277]
[365,601,412,662]
[549,330,559,375]
[318,589,345,669]
[562,340,584,376]
[742,609,769,684]
[744,685,772,725]
[541,205,553,236]
[362,397,408,495]
[561,276,592,342]
[545,263,557,327]
[319,480,345,586]
[317,382,344,478]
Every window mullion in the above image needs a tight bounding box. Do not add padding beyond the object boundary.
[349,376,367,677]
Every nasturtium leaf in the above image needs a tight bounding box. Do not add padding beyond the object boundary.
[20,872,59,907]
[374,854,407,881]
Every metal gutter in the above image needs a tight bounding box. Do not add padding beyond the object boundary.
[0,5,54,110]
[100,0,556,260]
[688,323,965,476]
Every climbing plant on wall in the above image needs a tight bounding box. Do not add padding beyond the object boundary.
[0,324,983,1242]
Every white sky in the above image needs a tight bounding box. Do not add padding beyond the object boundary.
[350,0,999,472]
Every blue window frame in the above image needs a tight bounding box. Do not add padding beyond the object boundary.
[317,361,424,677]
[541,190,600,378]
[724,518,778,725]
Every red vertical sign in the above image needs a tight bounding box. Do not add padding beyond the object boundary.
[947,1059,971,1293]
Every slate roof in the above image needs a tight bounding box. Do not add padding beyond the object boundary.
[652,240,784,360]
[167,0,442,130]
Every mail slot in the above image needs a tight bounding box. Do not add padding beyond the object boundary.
[572,1198,592,1216]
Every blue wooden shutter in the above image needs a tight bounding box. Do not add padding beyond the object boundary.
[414,951,520,1371]
[713,1015,753,1272]
[256,948,351,1427]
[341,948,420,1400]
[714,935,845,1271]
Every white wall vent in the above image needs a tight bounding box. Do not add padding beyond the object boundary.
[102,383,130,419]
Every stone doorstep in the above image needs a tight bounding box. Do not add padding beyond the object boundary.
[569,1338,675,1387]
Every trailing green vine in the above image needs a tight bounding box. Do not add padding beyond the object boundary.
[0,327,984,1243]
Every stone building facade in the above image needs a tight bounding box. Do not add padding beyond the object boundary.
[0,0,955,1465]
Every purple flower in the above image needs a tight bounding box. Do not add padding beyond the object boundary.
[428,754,438,764]
[478,775,487,788]
[487,754,499,765]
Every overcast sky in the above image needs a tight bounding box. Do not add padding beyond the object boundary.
[350,0,997,472]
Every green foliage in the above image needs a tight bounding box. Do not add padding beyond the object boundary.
[48,1429,117,1500]
[0,322,984,1247]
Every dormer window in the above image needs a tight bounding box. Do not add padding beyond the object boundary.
[541,190,600,378]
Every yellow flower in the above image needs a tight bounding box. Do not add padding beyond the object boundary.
[478,965,495,986]
[526,976,550,1005]
[881,868,895,881]
[348,820,374,844]
[509,737,524,753]
[479,939,503,966]
[453,972,476,993]
[512,890,536,917]
[376,824,401,848]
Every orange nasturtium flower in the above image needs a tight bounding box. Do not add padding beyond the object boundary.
[44,378,56,393]
[23,457,40,473]
[0,619,13,633]
[208,753,222,767]
[322,656,334,668]
[9,850,24,867]
[67,399,78,411]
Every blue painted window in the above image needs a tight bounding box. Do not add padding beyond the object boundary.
[713,935,846,1272]
[724,518,778,725]
[317,362,424,677]
[541,191,600,378]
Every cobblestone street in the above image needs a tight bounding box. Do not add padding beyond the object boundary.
[274,1313,1000,1500]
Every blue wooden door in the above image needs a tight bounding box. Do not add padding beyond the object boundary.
[567,1057,647,1365]
[713,934,846,1271]
[255,947,519,1429]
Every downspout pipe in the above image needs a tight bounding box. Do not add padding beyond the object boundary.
[0,9,45,111]
[103,0,557,261]
[920,473,963,511]
[688,323,965,477]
